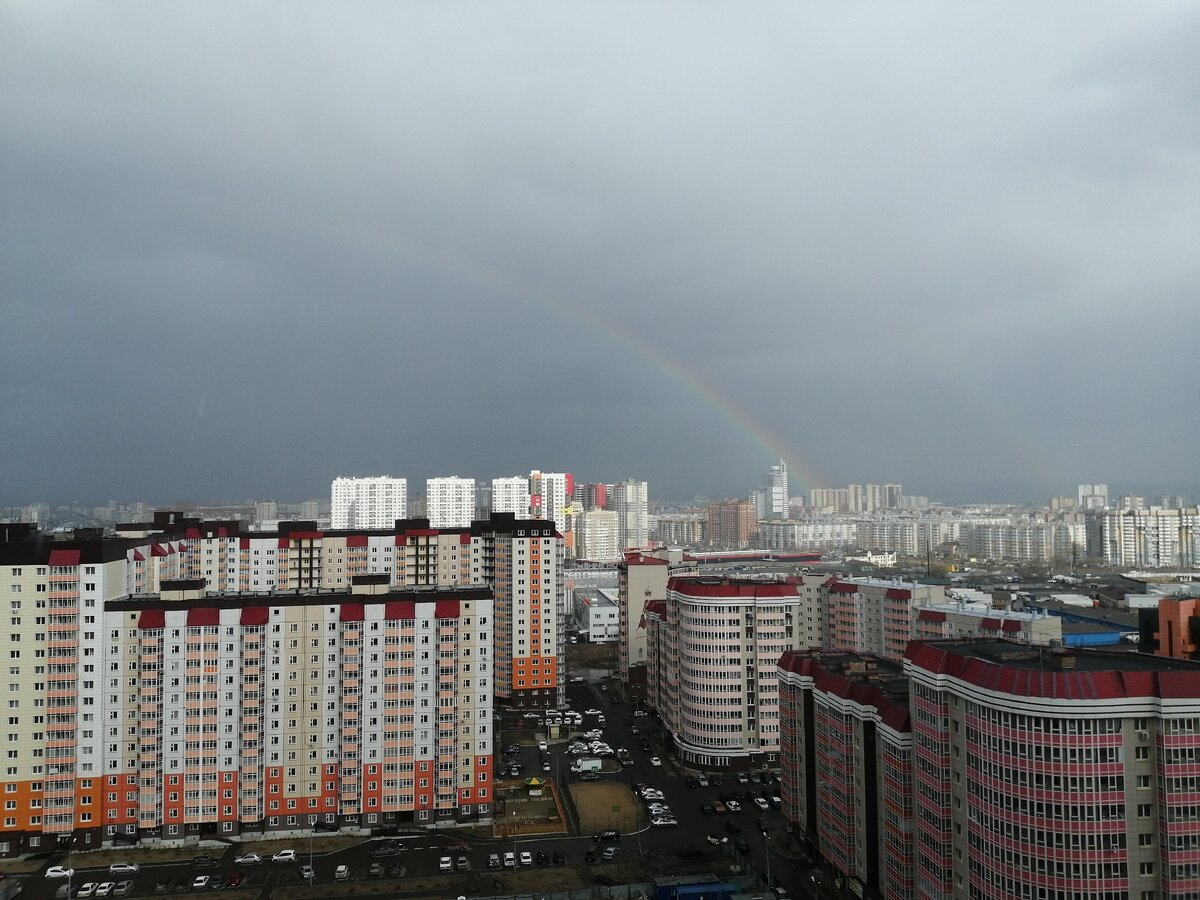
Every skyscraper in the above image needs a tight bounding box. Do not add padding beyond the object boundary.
[426,476,476,528]
[330,476,407,529]
[761,458,789,519]
[611,478,649,549]
[529,471,572,534]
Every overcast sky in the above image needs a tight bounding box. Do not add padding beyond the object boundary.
[2,2,1198,507]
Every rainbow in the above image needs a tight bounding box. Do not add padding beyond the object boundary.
[407,241,824,495]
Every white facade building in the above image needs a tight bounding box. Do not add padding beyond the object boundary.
[575,508,621,560]
[529,471,572,534]
[611,479,649,550]
[490,476,530,517]
[330,476,407,529]
[643,576,811,770]
[572,588,620,642]
[426,476,476,528]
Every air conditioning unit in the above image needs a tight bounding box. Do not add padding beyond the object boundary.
[1137,731,1150,741]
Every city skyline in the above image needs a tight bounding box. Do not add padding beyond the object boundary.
[3,4,1197,506]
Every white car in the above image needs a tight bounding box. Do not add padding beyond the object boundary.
[46,867,75,880]
[439,857,452,871]
[94,885,115,899]
[651,816,678,827]
[522,712,541,720]
[754,797,770,810]
[272,849,297,863]
[537,741,548,751]
[584,708,602,716]
[650,756,662,766]
[503,852,516,868]
[191,877,209,890]
[727,800,742,812]
[108,864,141,875]
[234,853,262,866]
[519,852,532,866]
[75,885,97,898]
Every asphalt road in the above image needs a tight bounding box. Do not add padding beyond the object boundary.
[16,677,830,900]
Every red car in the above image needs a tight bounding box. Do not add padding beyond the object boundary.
[443,840,469,852]
[226,874,244,888]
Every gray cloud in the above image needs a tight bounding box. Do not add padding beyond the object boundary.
[2,2,1197,505]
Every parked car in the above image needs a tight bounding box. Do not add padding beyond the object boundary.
[727,800,742,813]
[234,853,262,866]
[153,881,175,893]
[298,866,315,882]
[444,839,469,852]
[519,852,532,866]
[711,800,727,814]
[651,817,678,827]
[207,876,224,891]
[594,829,620,842]
[455,857,469,871]
[192,858,219,869]
[190,878,209,891]
[488,855,500,869]
[45,867,75,880]
[334,865,349,882]
[75,885,96,898]
[438,857,451,872]
[226,874,244,888]
[272,850,297,864]
[94,884,115,899]
[109,865,141,875]
[503,853,515,868]
[650,756,662,766]
[367,864,383,878]
[754,797,770,811]
[601,847,621,861]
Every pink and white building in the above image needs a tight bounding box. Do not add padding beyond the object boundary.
[643,576,812,770]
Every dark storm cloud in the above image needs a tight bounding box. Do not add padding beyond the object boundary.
[2,2,1197,505]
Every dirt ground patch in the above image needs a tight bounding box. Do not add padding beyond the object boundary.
[58,844,227,866]
[567,642,617,669]
[236,835,365,855]
[569,781,641,836]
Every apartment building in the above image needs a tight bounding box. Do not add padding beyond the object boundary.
[706,499,756,549]
[528,471,572,535]
[0,520,496,856]
[616,552,671,683]
[779,641,1200,900]
[425,477,476,529]
[490,477,531,517]
[574,508,620,561]
[1097,508,1200,568]
[912,601,1063,646]
[757,518,857,551]
[959,521,1084,564]
[610,479,649,550]
[823,577,947,661]
[777,650,914,900]
[330,477,407,530]
[652,514,706,547]
[642,576,810,770]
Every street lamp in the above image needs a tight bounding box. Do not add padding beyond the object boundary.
[762,827,771,890]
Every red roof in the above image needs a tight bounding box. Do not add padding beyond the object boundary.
[829,582,858,595]
[624,552,668,565]
[151,543,169,557]
[981,618,1002,630]
[1001,620,1022,632]
[240,537,251,550]
[385,601,416,620]
[346,535,368,548]
[132,549,145,562]
[186,608,220,627]
[339,603,365,622]
[138,609,165,629]
[48,549,81,567]
[905,641,1200,701]
[917,609,946,623]
[668,579,799,599]
[434,599,459,619]
[185,528,202,539]
[885,588,911,600]
[240,607,270,626]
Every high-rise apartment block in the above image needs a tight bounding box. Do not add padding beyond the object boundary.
[757,459,789,520]
[611,479,649,550]
[780,641,1200,900]
[1097,507,1200,568]
[528,471,572,534]
[330,477,407,529]
[574,508,620,561]
[706,499,756,548]
[0,509,566,854]
[615,551,672,683]
[490,477,530,517]
[425,476,476,529]
[1078,482,1110,510]
[642,576,811,769]
[572,482,608,510]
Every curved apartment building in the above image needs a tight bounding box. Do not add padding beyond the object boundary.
[643,577,810,770]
